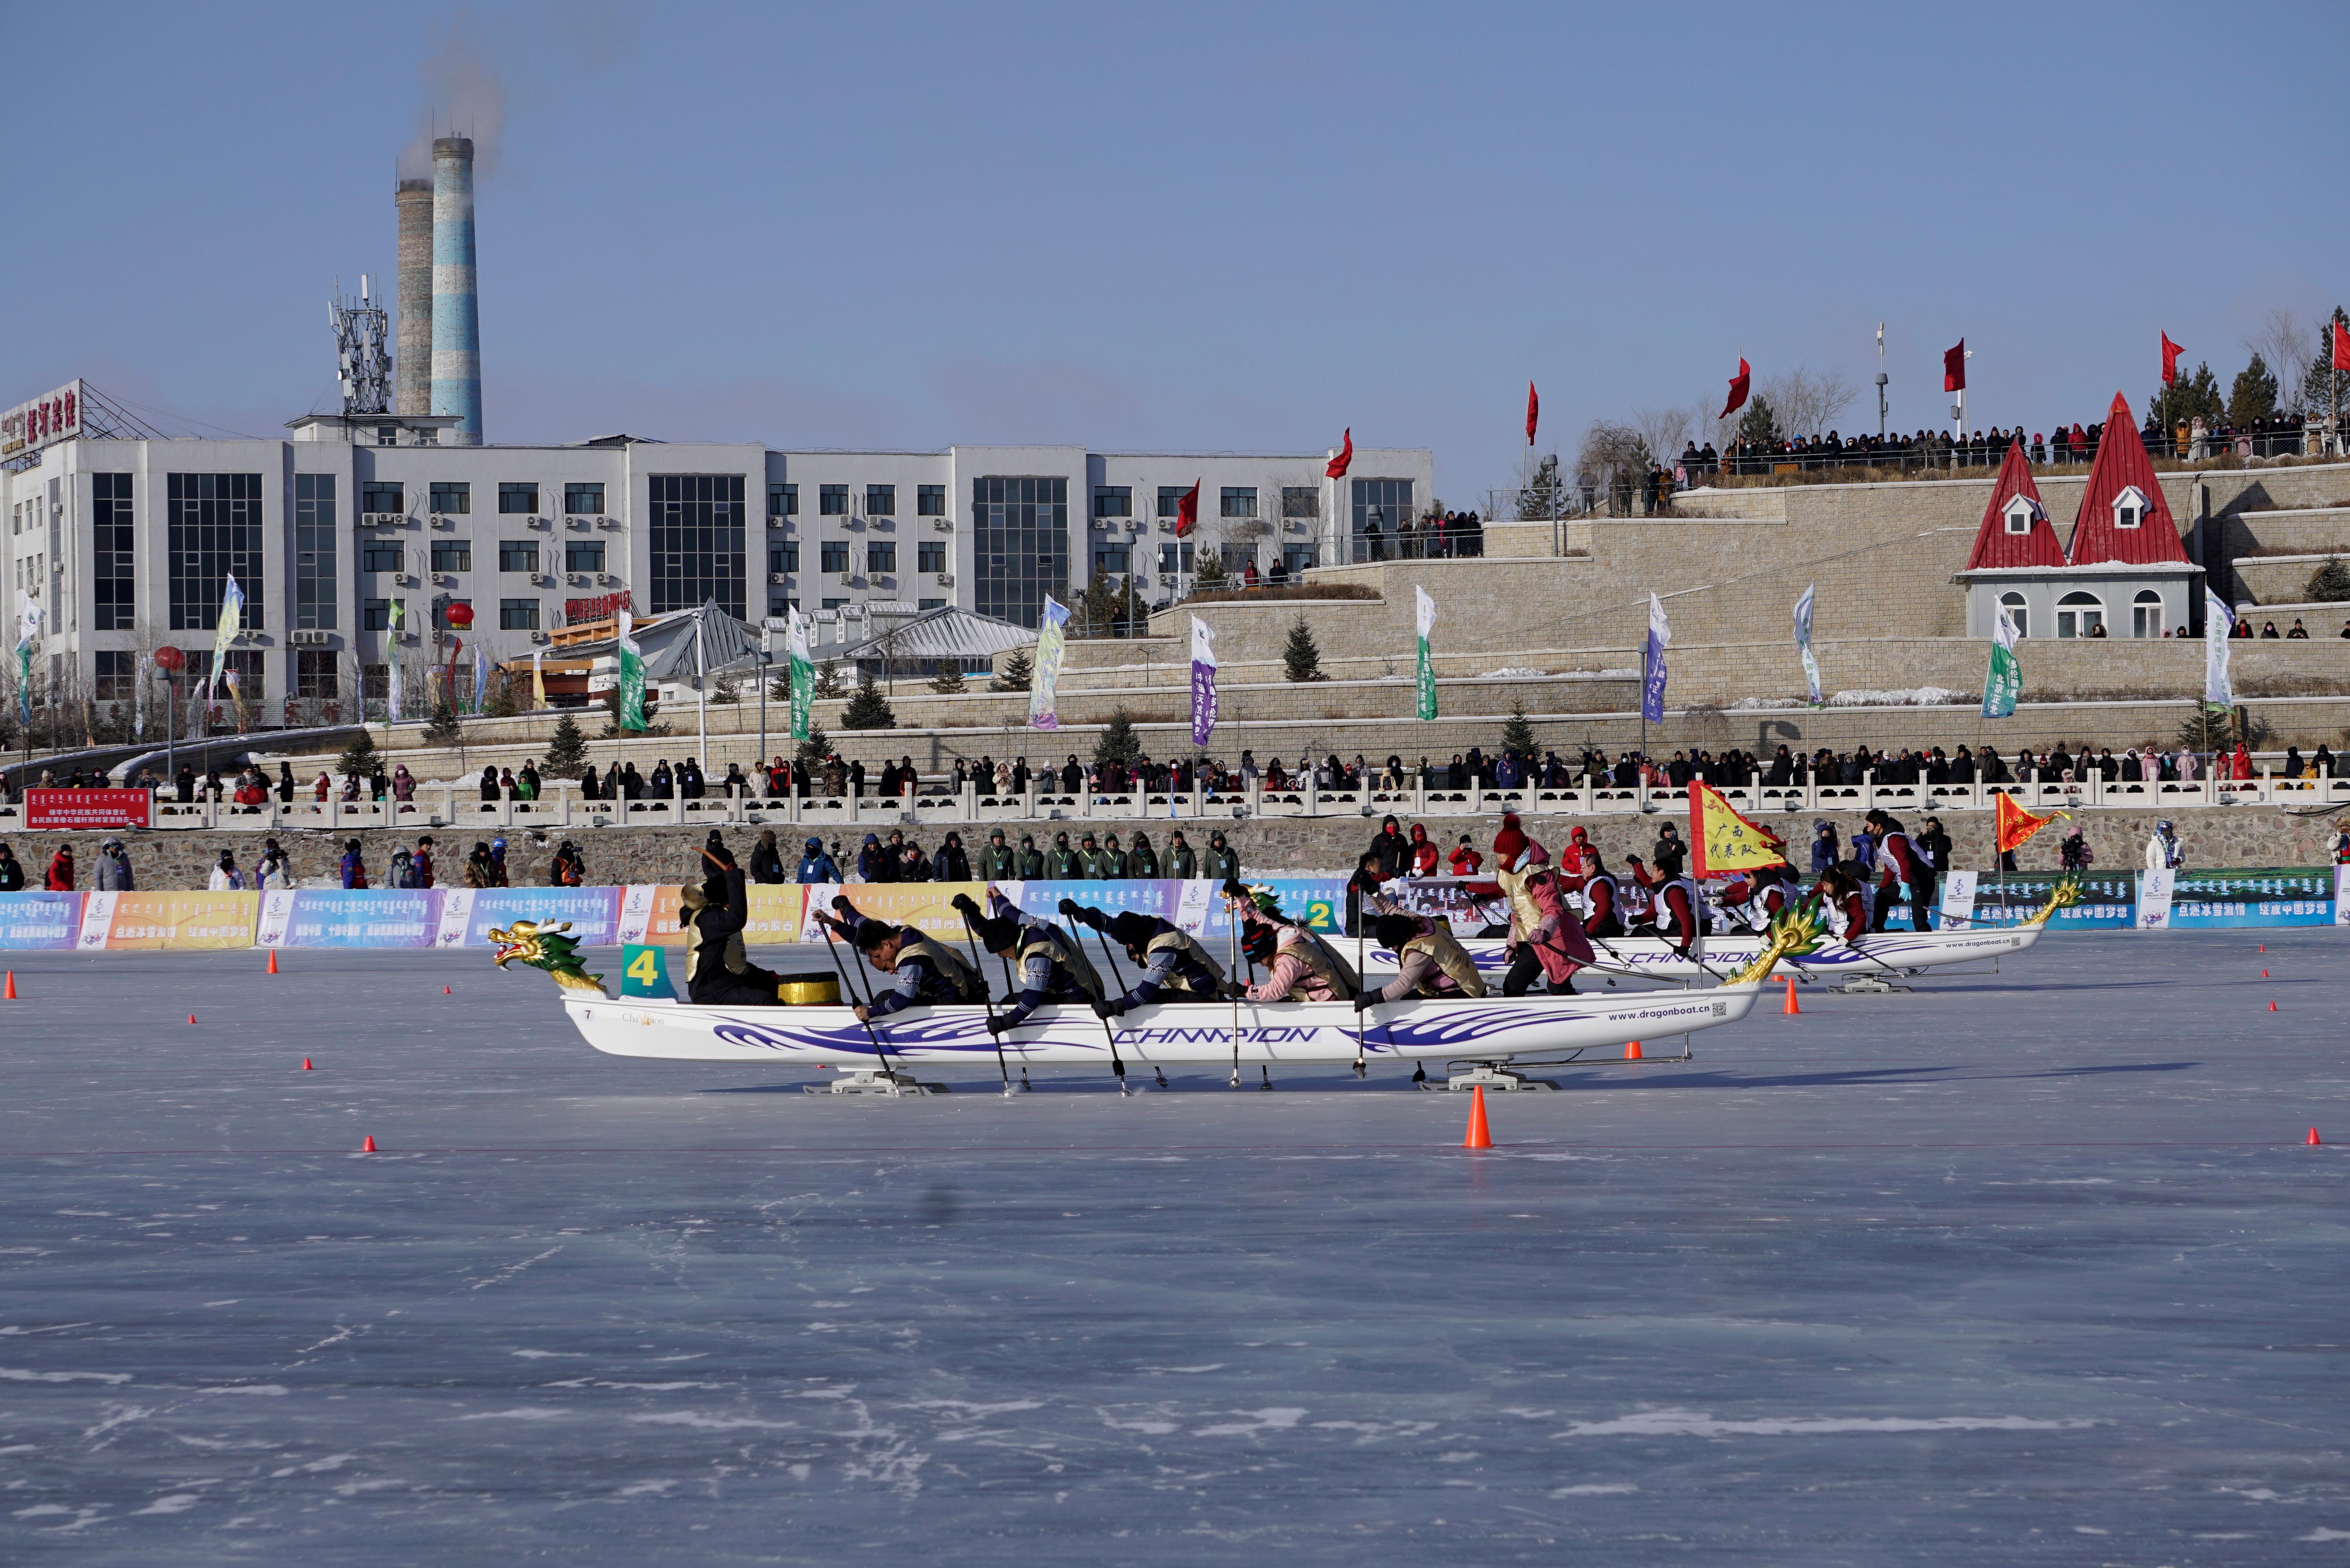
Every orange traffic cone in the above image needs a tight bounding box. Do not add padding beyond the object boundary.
[267,949,279,975]
[3,970,14,1000]
[301,1058,312,1071]
[2270,1001,2279,1012]
[443,985,452,995]
[1462,1086,1492,1149]
[361,1135,377,1153]
[187,1014,196,1025]
[2308,1128,2323,1146]
[1625,1040,1644,1061]
[1782,977,1801,1015]
[2262,969,2269,978]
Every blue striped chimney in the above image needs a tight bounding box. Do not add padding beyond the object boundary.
[430,136,482,444]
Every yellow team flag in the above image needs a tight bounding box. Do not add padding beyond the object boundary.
[1687,779,1789,878]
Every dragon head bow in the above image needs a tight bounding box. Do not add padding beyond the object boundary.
[488,919,607,995]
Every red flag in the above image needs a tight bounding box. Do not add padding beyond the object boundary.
[1525,381,1539,445]
[2160,332,2183,387]
[2332,318,2350,372]
[1174,479,1200,538]
[1325,428,1352,479]
[1717,358,1750,421]
[1943,340,1966,393]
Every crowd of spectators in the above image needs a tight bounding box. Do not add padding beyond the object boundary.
[1676,409,2338,483]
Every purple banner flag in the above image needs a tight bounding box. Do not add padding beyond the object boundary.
[1188,615,1217,746]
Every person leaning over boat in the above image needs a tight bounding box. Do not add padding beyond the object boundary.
[813,894,985,1023]
[1056,899,1226,1013]
[677,845,787,1007]
[1356,911,1486,1007]
[1490,816,1592,995]
[951,893,1106,1031]
[1225,882,1353,1003]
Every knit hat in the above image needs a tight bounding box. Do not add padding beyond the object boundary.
[1373,914,1420,951]
[1492,813,1529,870]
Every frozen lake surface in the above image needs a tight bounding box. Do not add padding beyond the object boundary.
[0,931,2345,1563]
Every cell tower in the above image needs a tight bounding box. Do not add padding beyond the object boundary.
[331,275,393,417]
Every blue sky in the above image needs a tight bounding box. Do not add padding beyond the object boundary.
[8,2,2345,502]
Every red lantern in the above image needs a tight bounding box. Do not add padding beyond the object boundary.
[153,647,186,673]
[443,602,475,631]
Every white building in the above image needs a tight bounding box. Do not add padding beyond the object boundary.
[0,389,1430,721]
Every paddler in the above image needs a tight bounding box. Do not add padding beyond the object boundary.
[1356,912,1487,1006]
[811,894,986,1021]
[1056,899,1227,1013]
[1223,881,1357,1002]
[1491,814,1594,995]
[950,892,1108,1031]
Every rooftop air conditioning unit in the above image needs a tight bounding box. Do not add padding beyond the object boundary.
[931,518,953,532]
[597,515,618,529]
[567,573,590,587]
[534,573,557,587]
[362,512,402,528]
[598,573,619,587]
[1156,520,1176,533]
[289,629,330,647]
[934,572,954,586]
[529,630,550,644]
[839,572,858,586]
[430,513,454,529]
[566,515,592,530]
[394,572,417,588]
[768,572,790,585]
[530,515,552,530]
[1159,573,1177,586]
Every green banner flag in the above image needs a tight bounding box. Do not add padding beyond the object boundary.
[617,608,647,732]
[787,605,813,742]
[1414,585,1437,720]
[1981,599,2021,718]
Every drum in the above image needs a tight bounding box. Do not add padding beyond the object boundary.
[773,969,842,1006]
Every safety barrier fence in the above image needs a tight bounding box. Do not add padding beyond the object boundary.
[1,867,2342,952]
[2,767,2343,837]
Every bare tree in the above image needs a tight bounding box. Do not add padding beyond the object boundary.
[1577,422,1652,517]
[1632,404,1697,465]
[1760,366,1859,439]
[2246,307,2314,414]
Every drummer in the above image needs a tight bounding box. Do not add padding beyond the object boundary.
[1056,899,1226,1013]
[811,894,986,1021]
[950,892,1106,1031]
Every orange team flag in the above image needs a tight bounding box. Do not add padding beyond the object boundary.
[1994,791,2064,855]
[1687,780,1788,878]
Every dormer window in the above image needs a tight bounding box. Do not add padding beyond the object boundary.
[2003,495,2041,535]
[2113,485,2149,530]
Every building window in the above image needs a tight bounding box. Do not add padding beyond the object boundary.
[1094,543,1131,575]
[918,598,946,611]
[866,484,896,517]
[1351,478,1415,542]
[1283,543,1319,575]
[2002,496,2038,535]
[1999,591,2029,638]
[822,598,848,610]
[820,484,849,516]
[429,481,470,514]
[499,540,540,573]
[820,540,849,573]
[867,541,896,575]
[565,540,605,574]
[1220,487,1258,519]
[362,539,403,574]
[1282,487,1320,520]
[294,473,337,630]
[769,482,798,518]
[362,481,405,515]
[431,539,472,573]
[363,598,393,631]
[647,473,747,616]
[2133,589,2164,638]
[972,475,1068,629]
[564,482,604,516]
[2056,590,2104,639]
[1158,542,1195,574]
[91,473,134,630]
[166,472,264,632]
[768,596,799,618]
[94,649,136,702]
[771,542,800,573]
[296,649,339,699]
[918,484,946,517]
[2113,486,2148,529]
[1157,487,1190,518]
[917,541,946,573]
[498,482,540,514]
[1094,486,1132,519]
[500,598,541,631]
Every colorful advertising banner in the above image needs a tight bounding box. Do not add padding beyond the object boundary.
[1188,615,1217,746]
[1641,592,1671,723]
[1414,586,1438,721]
[77,891,258,950]
[24,789,151,831]
[258,889,439,949]
[1983,598,2021,719]
[620,884,806,946]
[1963,873,2137,929]
[787,605,813,742]
[435,887,624,949]
[2167,867,2333,929]
[0,892,83,950]
[1793,582,1823,707]
[1028,596,1069,730]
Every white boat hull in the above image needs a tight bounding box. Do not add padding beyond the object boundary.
[1358,922,2044,983]
[561,983,1763,1069]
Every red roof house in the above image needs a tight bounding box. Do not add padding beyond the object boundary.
[2065,392,2190,566]
[1962,439,2065,570]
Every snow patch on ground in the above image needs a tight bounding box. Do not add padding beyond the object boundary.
[1826,687,1970,707]
[1555,1408,2096,1438]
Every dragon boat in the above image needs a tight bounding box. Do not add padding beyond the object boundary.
[487,902,1831,1091]
[1359,879,2083,990]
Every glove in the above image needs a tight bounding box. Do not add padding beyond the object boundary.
[1352,988,1381,1011]
[831,895,852,914]
[984,1014,1009,1036]
[1057,897,1084,918]
[1090,998,1117,1020]
[950,893,980,917]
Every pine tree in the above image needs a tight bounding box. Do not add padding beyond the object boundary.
[1734,394,1782,447]
[424,702,461,746]
[1282,614,1328,682]
[711,668,743,704]
[336,726,380,779]
[813,659,846,699]
[795,722,831,771]
[2149,362,2223,435]
[541,711,589,774]
[2300,307,2350,417]
[1500,699,1537,758]
[1093,705,1142,768]
[928,664,968,694]
[2308,557,2350,603]
[989,648,1034,693]
[768,673,792,703]
[841,671,896,730]
[2229,353,2280,428]
[1192,550,1229,590]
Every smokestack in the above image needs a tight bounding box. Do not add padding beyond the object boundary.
[395,178,434,417]
[429,136,482,445]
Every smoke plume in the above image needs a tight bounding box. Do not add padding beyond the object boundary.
[397,16,507,179]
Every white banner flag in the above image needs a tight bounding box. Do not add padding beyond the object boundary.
[2203,586,2234,707]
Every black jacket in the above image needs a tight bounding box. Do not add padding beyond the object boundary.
[685,869,782,1006]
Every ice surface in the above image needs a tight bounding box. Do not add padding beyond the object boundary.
[0,933,2345,1562]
